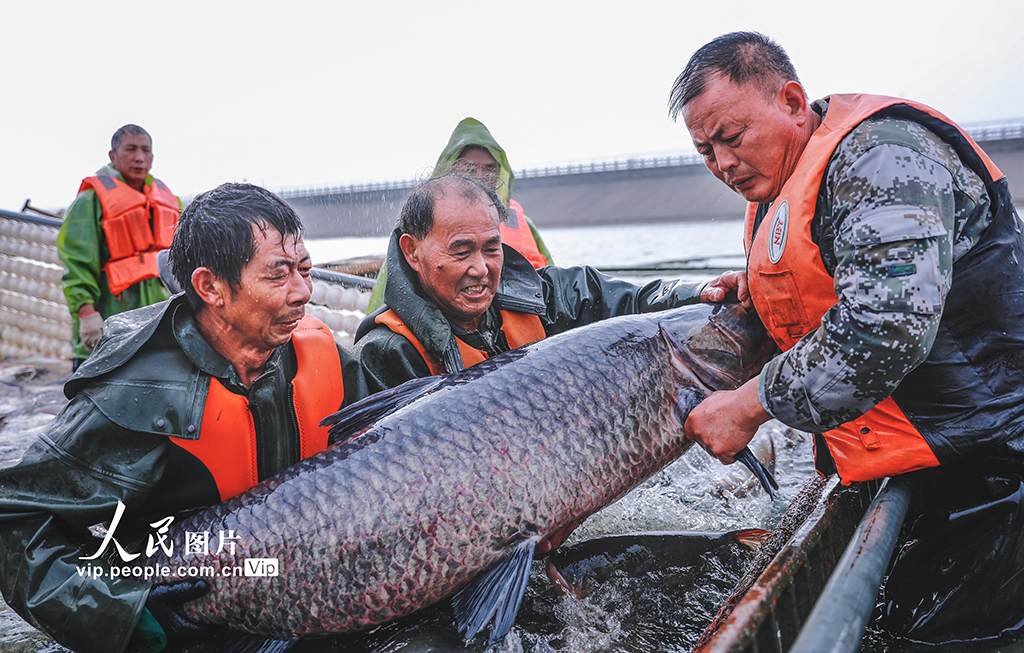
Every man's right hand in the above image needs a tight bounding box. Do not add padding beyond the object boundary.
[700,270,752,309]
[78,309,104,351]
[684,376,770,464]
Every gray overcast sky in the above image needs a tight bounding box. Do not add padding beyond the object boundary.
[2,0,1022,211]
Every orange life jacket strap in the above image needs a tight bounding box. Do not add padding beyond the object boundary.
[375,308,546,375]
[502,200,548,269]
[172,315,343,501]
[79,175,146,217]
[290,315,346,459]
[177,379,258,502]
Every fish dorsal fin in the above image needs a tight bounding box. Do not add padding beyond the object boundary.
[451,538,537,644]
[320,375,446,444]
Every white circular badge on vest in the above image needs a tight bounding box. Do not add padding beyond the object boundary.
[768,200,789,264]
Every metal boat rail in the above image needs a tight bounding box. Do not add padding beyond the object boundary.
[0,207,62,229]
[695,475,910,653]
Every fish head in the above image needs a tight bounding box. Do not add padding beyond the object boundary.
[659,303,776,393]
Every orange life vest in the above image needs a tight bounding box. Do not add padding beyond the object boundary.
[171,315,344,501]
[745,94,1005,484]
[502,200,548,269]
[79,174,180,295]
[375,308,546,375]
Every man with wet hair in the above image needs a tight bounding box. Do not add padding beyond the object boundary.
[354,171,724,392]
[58,124,182,368]
[674,31,1024,641]
[0,183,367,652]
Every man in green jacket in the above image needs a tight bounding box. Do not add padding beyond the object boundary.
[366,117,553,311]
[58,124,183,368]
[355,171,730,391]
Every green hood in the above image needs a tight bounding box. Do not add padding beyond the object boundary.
[432,118,514,206]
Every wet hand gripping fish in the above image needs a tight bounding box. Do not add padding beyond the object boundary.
[148,302,777,644]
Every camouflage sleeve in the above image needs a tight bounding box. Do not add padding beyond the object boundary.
[759,117,989,431]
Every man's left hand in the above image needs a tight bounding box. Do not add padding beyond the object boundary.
[79,311,104,351]
[684,377,770,464]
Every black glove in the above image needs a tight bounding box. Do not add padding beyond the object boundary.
[146,578,220,645]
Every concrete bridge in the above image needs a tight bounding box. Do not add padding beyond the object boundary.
[280,120,1024,239]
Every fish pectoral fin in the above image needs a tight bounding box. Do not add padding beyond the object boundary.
[545,558,583,598]
[320,375,446,443]
[451,538,537,644]
[734,528,772,550]
[536,522,578,557]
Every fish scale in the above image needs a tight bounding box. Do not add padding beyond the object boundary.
[146,303,774,639]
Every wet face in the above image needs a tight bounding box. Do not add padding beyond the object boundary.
[400,192,503,332]
[457,147,500,188]
[219,226,312,354]
[683,75,812,203]
[108,132,153,190]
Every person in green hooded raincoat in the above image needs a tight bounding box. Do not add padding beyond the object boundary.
[57,125,183,367]
[366,118,553,311]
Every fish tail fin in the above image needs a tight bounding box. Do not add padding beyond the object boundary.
[451,538,537,644]
[216,632,297,653]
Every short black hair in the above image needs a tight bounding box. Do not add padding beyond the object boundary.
[668,31,802,120]
[111,124,151,151]
[169,183,305,313]
[397,172,507,240]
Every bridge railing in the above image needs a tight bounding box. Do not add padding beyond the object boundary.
[961,119,1024,143]
[276,119,1024,198]
[516,152,706,179]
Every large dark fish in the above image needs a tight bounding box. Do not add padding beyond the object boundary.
[147,302,776,643]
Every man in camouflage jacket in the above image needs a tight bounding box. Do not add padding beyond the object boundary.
[674,31,1024,642]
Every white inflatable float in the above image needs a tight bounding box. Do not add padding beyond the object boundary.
[0,214,372,360]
